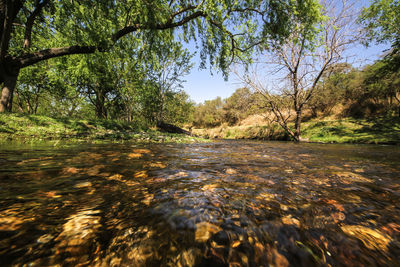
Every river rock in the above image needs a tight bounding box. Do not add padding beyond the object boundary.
[128,153,142,159]
[226,168,237,175]
[55,209,101,257]
[74,181,92,188]
[341,225,391,251]
[132,149,151,154]
[281,215,300,228]
[37,234,54,243]
[195,222,221,242]
[176,248,202,267]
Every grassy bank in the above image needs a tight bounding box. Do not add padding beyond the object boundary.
[193,117,400,144]
[0,113,206,144]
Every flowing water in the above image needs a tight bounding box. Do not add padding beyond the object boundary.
[0,140,400,266]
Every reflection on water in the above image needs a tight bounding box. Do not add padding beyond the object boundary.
[0,140,400,266]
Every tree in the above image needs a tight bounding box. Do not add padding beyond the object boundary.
[360,0,400,46]
[193,97,224,128]
[0,0,314,113]
[359,0,400,117]
[14,61,52,114]
[163,91,195,126]
[238,0,357,141]
[363,60,400,116]
[308,63,352,117]
[147,43,193,124]
[222,87,261,125]
[360,0,400,71]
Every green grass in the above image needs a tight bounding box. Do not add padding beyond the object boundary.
[0,113,208,144]
[193,117,400,144]
[3,113,398,144]
[301,117,400,144]
[193,124,289,141]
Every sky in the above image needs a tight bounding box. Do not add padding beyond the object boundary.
[182,61,239,104]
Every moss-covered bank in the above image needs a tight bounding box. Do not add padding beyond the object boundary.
[193,117,400,144]
[0,113,207,144]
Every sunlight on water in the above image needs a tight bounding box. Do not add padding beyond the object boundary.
[0,141,399,266]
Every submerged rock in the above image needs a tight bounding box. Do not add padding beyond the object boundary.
[55,208,101,261]
[37,234,54,244]
[282,215,301,228]
[340,225,392,252]
[195,222,221,242]
[226,168,237,175]
[74,181,92,188]
[128,153,142,159]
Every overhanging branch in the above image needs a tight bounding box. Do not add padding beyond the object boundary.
[18,45,97,68]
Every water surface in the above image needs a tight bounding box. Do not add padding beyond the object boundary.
[0,140,399,266]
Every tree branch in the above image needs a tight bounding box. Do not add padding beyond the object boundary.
[1,0,23,59]
[23,0,49,49]
[113,9,206,41]
[17,5,208,68]
[18,45,97,68]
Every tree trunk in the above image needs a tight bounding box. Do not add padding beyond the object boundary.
[394,95,400,117]
[15,91,24,112]
[95,104,107,119]
[0,69,19,112]
[294,109,302,142]
[95,99,107,119]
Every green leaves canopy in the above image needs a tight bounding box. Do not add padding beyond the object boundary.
[360,0,400,46]
[6,0,323,73]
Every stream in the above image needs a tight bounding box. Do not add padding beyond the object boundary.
[0,140,399,266]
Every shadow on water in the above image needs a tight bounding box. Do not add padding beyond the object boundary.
[0,140,400,266]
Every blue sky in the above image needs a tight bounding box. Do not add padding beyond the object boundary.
[182,60,239,104]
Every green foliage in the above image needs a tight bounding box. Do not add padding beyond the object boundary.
[145,43,194,124]
[223,88,264,125]
[2,0,330,118]
[362,59,400,116]
[193,116,400,144]
[8,0,400,140]
[360,0,400,72]
[360,0,400,46]
[12,30,195,127]
[6,0,321,73]
[307,59,400,119]
[309,63,353,116]
[193,97,225,128]
[163,91,195,126]
[13,62,52,114]
[192,88,265,128]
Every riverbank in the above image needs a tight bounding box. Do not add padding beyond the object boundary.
[192,117,400,144]
[0,113,206,143]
